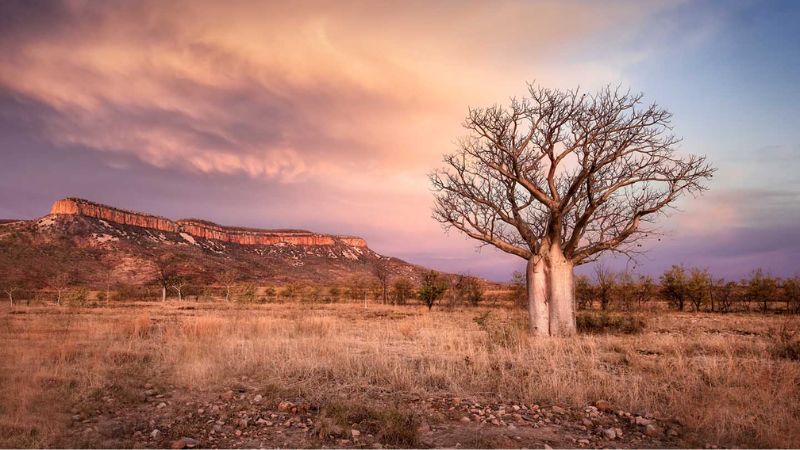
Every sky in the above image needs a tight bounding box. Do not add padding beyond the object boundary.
[0,0,798,281]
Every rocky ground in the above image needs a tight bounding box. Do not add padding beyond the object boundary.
[64,377,688,449]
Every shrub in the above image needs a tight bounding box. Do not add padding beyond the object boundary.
[771,321,800,361]
[418,271,447,310]
[576,312,646,334]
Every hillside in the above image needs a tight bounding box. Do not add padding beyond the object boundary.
[0,198,432,289]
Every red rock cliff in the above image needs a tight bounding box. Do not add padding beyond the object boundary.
[49,198,367,248]
[50,198,178,233]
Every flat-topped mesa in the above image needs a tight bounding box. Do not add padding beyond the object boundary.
[50,198,178,233]
[49,198,368,248]
[176,219,367,247]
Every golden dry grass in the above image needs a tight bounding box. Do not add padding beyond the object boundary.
[0,302,798,448]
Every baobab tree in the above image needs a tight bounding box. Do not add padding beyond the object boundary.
[431,84,713,336]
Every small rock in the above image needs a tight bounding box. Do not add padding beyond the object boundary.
[150,429,161,439]
[351,429,361,438]
[668,428,679,437]
[253,394,263,403]
[582,418,593,427]
[156,402,167,409]
[507,424,516,430]
[603,428,617,440]
[577,439,590,445]
[221,390,234,400]
[459,416,471,423]
[551,405,566,414]
[277,400,294,412]
[635,416,652,426]
[595,400,612,412]
[145,383,153,389]
[645,424,660,437]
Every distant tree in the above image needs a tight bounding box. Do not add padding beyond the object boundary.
[716,279,737,313]
[170,277,187,301]
[661,265,689,311]
[454,274,484,306]
[150,253,178,302]
[329,286,341,301]
[784,276,800,314]
[595,265,616,311]
[283,283,299,301]
[50,272,73,306]
[0,266,23,307]
[686,268,711,312]
[372,258,391,304]
[392,278,414,305]
[218,270,238,302]
[264,286,277,302]
[635,275,656,309]
[616,271,637,311]
[747,268,778,313]
[418,271,448,310]
[575,275,595,310]
[236,283,258,303]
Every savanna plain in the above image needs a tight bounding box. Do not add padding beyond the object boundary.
[1,300,799,449]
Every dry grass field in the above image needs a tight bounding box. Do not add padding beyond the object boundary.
[1,301,798,448]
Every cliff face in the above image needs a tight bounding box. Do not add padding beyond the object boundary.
[50,198,178,233]
[49,198,368,248]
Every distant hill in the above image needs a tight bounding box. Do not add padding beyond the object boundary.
[0,197,434,289]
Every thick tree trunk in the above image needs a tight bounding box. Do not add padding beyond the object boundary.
[526,256,550,336]
[547,244,576,336]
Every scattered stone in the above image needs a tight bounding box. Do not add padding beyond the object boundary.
[253,394,263,403]
[668,428,679,437]
[277,401,294,412]
[459,416,471,423]
[552,405,566,414]
[145,383,153,389]
[595,400,612,412]
[603,428,617,440]
[150,429,161,440]
[351,429,361,438]
[577,439,590,445]
[635,416,652,426]
[645,424,660,437]
[221,390,234,400]
[156,402,167,409]
[582,418,593,427]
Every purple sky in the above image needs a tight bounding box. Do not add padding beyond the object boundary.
[1,0,799,281]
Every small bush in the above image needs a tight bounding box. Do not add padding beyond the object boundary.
[771,322,800,361]
[577,312,646,334]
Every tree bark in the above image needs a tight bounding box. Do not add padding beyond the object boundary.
[547,244,576,336]
[526,256,550,336]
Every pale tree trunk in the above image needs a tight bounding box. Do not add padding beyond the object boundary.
[547,243,576,336]
[225,286,230,302]
[161,286,166,302]
[7,292,12,308]
[526,256,550,336]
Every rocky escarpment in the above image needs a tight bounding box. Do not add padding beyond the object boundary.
[49,198,367,247]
